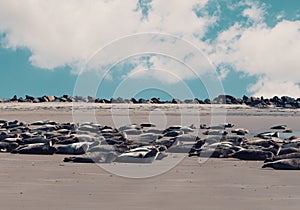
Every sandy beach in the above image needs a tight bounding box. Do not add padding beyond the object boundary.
[0,103,299,210]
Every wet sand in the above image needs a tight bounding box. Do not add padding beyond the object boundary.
[0,103,299,210]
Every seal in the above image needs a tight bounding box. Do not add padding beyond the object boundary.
[203,130,228,136]
[0,141,19,152]
[167,143,194,153]
[262,158,300,170]
[179,126,194,134]
[270,125,287,130]
[245,139,279,148]
[55,142,89,155]
[255,131,279,139]
[21,137,49,144]
[174,134,200,142]
[163,130,183,137]
[118,124,140,132]
[138,133,161,142]
[140,123,156,128]
[231,149,273,160]
[64,151,118,163]
[278,147,300,155]
[11,143,56,155]
[197,148,236,158]
[115,147,159,163]
[264,152,300,163]
[123,128,142,135]
[231,128,249,135]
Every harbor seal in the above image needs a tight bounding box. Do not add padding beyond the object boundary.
[262,158,300,170]
[203,130,228,136]
[255,131,279,139]
[264,152,300,163]
[270,125,287,130]
[231,149,273,160]
[64,152,118,163]
[231,128,249,135]
[115,147,159,163]
[11,143,56,155]
[55,142,89,155]
[0,141,19,152]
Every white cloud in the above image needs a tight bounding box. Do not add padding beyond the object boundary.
[217,64,230,80]
[124,55,200,84]
[242,1,265,23]
[211,20,300,96]
[208,1,300,97]
[248,77,300,98]
[0,0,214,71]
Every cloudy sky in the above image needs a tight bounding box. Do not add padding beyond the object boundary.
[0,0,299,100]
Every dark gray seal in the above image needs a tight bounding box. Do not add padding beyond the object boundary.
[231,149,273,160]
[0,141,19,152]
[11,143,56,155]
[262,158,300,170]
[64,152,117,163]
[264,152,300,163]
[270,125,287,130]
[278,147,300,155]
[190,148,236,158]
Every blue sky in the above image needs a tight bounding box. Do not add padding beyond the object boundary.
[0,0,299,100]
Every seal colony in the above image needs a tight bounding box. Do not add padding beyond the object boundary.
[0,119,299,170]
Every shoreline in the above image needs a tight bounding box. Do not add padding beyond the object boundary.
[0,102,299,115]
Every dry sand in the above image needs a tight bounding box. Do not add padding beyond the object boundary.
[0,103,299,210]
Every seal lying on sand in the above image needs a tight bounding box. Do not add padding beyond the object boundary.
[0,141,19,152]
[64,152,118,163]
[270,125,287,130]
[278,147,300,155]
[231,128,249,135]
[11,143,56,155]
[264,152,300,163]
[231,149,273,160]
[255,131,279,139]
[55,142,89,155]
[115,147,159,163]
[203,130,228,136]
[262,158,300,170]
[190,148,236,158]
